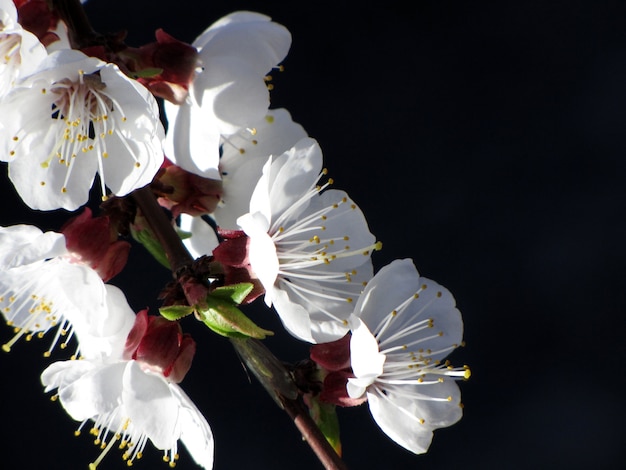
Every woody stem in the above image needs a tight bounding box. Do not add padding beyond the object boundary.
[51,1,348,467]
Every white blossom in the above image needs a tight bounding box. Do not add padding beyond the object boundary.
[347,259,469,454]
[180,107,307,257]
[41,359,214,469]
[0,0,47,98]
[164,11,291,180]
[0,49,164,210]
[0,224,132,358]
[237,137,380,343]
[214,107,308,230]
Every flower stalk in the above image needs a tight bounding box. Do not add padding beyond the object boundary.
[46,1,351,466]
[132,185,347,468]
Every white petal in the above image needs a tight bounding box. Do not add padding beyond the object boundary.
[346,378,367,399]
[0,225,66,267]
[350,316,385,380]
[215,157,268,230]
[8,139,97,210]
[54,361,127,421]
[273,276,358,343]
[219,108,307,166]
[76,284,136,361]
[268,287,314,342]
[194,12,291,74]
[0,0,17,18]
[179,214,220,259]
[171,385,215,469]
[354,259,422,327]
[163,98,221,179]
[193,55,270,134]
[94,64,164,196]
[122,361,180,450]
[366,380,463,454]
[41,359,96,393]
[246,156,273,223]
[263,137,322,222]
[239,211,278,294]
[0,260,105,340]
[215,108,308,230]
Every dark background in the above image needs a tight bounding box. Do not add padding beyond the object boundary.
[1,1,625,469]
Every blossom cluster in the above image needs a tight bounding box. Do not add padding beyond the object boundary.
[0,1,469,468]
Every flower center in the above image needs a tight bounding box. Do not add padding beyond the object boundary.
[1,264,77,357]
[9,69,141,200]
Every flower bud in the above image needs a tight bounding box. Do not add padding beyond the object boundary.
[60,207,130,282]
[154,159,223,217]
[123,309,196,383]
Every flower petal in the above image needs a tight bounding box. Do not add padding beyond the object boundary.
[171,385,215,469]
[366,378,463,454]
[349,316,385,384]
[0,225,66,267]
[122,361,180,450]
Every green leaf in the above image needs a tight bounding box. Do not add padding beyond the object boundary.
[210,283,254,305]
[199,297,273,339]
[130,225,170,269]
[159,305,195,321]
[307,397,342,456]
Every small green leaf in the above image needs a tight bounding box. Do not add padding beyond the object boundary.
[307,397,342,456]
[131,67,164,78]
[199,297,273,339]
[210,283,254,305]
[130,225,170,269]
[159,305,195,321]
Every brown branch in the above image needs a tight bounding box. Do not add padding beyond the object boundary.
[135,187,348,469]
[281,398,348,470]
[131,186,194,274]
[51,2,349,467]
[48,0,103,49]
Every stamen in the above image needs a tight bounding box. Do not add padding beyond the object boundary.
[89,434,120,470]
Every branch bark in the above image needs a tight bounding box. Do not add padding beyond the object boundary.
[49,1,349,467]
[133,187,347,470]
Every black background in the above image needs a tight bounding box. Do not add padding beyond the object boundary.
[1,1,625,469]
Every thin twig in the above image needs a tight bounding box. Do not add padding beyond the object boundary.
[50,2,349,466]
[133,187,347,469]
